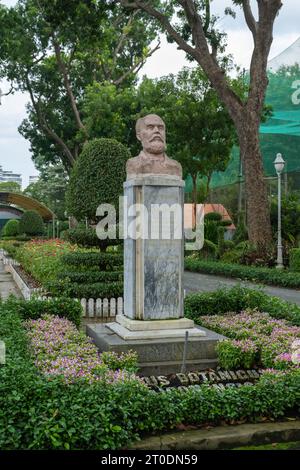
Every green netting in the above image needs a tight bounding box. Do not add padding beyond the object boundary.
[201,64,300,191]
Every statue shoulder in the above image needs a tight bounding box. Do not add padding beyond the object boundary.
[126,155,141,169]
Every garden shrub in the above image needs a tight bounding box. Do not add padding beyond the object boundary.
[58,271,123,283]
[290,248,300,272]
[6,296,82,328]
[19,210,44,236]
[216,339,258,369]
[2,219,20,237]
[66,138,130,222]
[61,252,123,270]
[184,285,300,325]
[63,227,121,251]
[192,239,218,260]
[45,280,123,299]
[185,257,300,288]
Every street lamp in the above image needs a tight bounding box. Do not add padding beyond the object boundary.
[274,153,285,269]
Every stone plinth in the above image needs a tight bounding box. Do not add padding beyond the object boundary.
[124,175,185,321]
[86,324,224,375]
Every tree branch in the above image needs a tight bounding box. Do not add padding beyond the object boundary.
[242,0,257,39]
[113,40,161,86]
[25,75,76,168]
[51,34,86,133]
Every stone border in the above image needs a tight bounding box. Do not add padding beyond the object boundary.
[130,420,300,450]
[4,263,41,300]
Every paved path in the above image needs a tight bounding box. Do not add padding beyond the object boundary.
[0,260,22,300]
[184,270,300,306]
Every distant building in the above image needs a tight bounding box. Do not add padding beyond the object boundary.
[0,165,22,186]
[29,175,39,184]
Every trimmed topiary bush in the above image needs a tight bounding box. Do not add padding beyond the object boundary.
[63,227,121,251]
[19,210,44,236]
[290,248,300,272]
[2,219,20,237]
[66,138,130,222]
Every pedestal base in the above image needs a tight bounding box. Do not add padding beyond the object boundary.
[107,314,206,340]
[86,323,225,375]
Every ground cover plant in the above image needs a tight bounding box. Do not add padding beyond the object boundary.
[25,314,139,383]
[200,310,300,369]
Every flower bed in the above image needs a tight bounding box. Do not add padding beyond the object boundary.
[25,314,139,384]
[16,239,77,284]
[1,298,300,450]
[199,310,300,369]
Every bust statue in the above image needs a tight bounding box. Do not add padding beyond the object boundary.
[126,114,182,180]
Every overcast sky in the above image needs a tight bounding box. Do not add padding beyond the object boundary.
[0,0,299,187]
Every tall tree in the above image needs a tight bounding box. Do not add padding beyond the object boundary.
[119,0,283,247]
[0,0,160,170]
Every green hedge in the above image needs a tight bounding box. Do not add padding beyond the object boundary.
[185,257,300,288]
[2,219,20,237]
[19,210,44,236]
[184,285,300,325]
[1,299,300,450]
[46,280,123,299]
[57,271,123,283]
[61,252,123,270]
[6,297,82,328]
[290,249,300,272]
[62,227,121,250]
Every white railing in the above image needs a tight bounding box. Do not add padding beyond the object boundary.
[1,250,124,318]
[37,295,123,318]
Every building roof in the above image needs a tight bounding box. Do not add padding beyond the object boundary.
[0,192,55,221]
[184,203,236,230]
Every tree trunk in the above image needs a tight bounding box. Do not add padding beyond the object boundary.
[238,117,272,248]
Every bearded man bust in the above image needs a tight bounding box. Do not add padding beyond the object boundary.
[126,114,182,180]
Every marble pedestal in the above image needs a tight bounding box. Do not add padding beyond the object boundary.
[86,175,213,373]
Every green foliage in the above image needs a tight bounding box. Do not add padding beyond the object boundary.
[192,239,218,261]
[0,240,25,258]
[216,340,258,370]
[45,280,123,299]
[61,252,123,270]
[270,194,300,247]
[185,257,299,287]
[290,249,300,272]
[6,296,82,328]
[24,164,68,220]
[205,212,222,222]
[63,227,121,251]
[58,271,122,283]
[19,210,44,236]
[66,138,129,222]
[2,219,20,237]
[0,181,22,193]
[184,285,300,325]
[17,239,76,284]
[101,351,139,373]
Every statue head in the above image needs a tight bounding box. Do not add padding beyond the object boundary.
[136,114,166,155]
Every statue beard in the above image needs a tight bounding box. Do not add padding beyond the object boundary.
[144,140,166,155]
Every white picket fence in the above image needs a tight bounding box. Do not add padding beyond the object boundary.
[37,295,123,318]
[0,249,124,318]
